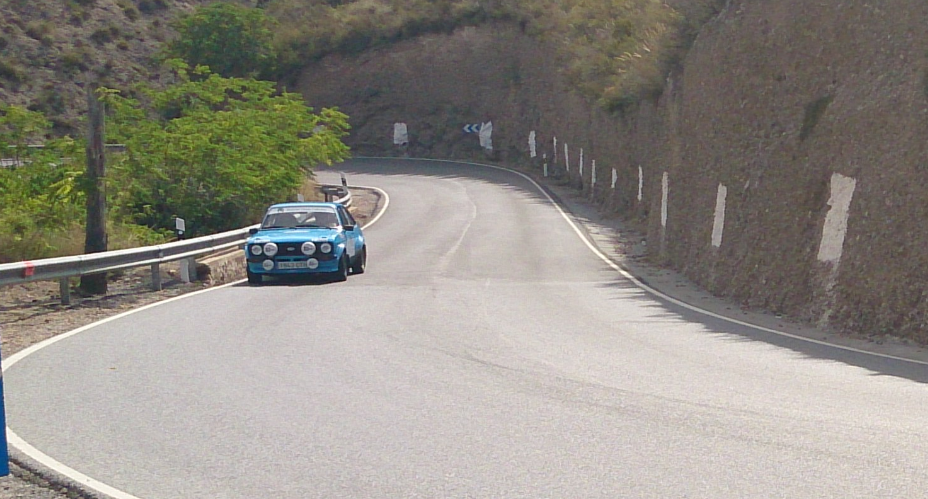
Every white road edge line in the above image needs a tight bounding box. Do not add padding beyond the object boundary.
[2,184,390,499]
[358,156,928,367]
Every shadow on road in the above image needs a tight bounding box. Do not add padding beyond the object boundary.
[329,157,928,385]
[234,274,342,287]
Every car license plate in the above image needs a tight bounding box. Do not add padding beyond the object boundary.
[277,261,309,270]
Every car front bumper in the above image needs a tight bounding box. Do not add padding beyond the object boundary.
[247,257,341,275]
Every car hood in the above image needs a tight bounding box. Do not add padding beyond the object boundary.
[248,228,341,244]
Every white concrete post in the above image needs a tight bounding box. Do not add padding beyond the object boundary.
[818,173,857,264]
[579,148,584,178]
[553,137,558,165]
[564,143,570,172]
[591,160,596,192]
[711,183,727,248]
[179,257,198,283]
[393,123,408,146]
[661,172,669,229]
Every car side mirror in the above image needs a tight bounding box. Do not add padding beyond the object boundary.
[249,227,259,235]
[343,225,355,232]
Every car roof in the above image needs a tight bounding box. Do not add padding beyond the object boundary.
[267,202,341,209]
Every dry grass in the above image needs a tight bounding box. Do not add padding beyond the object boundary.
[0,0,724,125]
[0,221,170,263]
[267,0,720,112]
[298,176,324,202]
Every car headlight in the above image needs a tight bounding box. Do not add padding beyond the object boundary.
[301,242,316,255]
[262,260,274,271]
[250,244,263,256]
[320,242,332,254]
[263,242,278,256]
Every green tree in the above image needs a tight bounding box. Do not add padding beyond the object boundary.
[0,105,86,261]
[103,62,350,236]
[167,3,278,78]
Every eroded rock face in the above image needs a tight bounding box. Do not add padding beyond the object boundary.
[296,1,928,343]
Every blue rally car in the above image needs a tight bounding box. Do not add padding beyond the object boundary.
[245,202,366,284]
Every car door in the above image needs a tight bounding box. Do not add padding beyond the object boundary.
[338,206,361,259]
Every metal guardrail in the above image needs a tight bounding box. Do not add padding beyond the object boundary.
[325,185,352,208]
[0,181,352,304]
[1,145,127,169]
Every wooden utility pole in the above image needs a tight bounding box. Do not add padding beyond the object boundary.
[80,83,108,295]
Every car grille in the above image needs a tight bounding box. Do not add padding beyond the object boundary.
[279,243,301,255]
[248,242,336,261]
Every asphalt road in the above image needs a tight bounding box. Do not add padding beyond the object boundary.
[6,158,928,498]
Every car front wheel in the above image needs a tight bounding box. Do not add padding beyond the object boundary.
[246,268,262,285]
[350,247,366,275]
[332,254,349,282]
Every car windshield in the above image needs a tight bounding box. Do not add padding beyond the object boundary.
[261,207,339,229]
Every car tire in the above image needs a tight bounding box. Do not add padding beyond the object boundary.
[247,269,262,285]
[350,247,367,275]
[333,254,349,282]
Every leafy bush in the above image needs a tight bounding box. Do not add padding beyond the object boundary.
[24,21,55,46]
[90,24,122,44]
[60,48,91,73]
[117,0,141,21]
[69,6,93,26]
[167,3,277,78]
[28,87,67,115]
[0,106,86,262]
[24,21,50,40]
[137,0,169,14]
[0,57,25,83]
[102,62,350,236]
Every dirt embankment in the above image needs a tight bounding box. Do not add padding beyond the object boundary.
[296,1,928,344]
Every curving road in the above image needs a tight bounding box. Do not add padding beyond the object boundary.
[6,158,928,498]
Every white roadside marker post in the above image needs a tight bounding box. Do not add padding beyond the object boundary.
[175,218,194,283]
[591,160,596,197]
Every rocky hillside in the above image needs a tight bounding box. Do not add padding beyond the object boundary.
[295,1,928,344]
[0,0,217,134]
[5,0,927,345]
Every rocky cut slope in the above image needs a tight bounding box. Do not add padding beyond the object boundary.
[295,0,928,344]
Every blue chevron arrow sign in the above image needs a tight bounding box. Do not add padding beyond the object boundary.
[462,124,482,133]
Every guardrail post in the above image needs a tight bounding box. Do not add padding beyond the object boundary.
[59,278,71,306]
[151,262,162,291]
